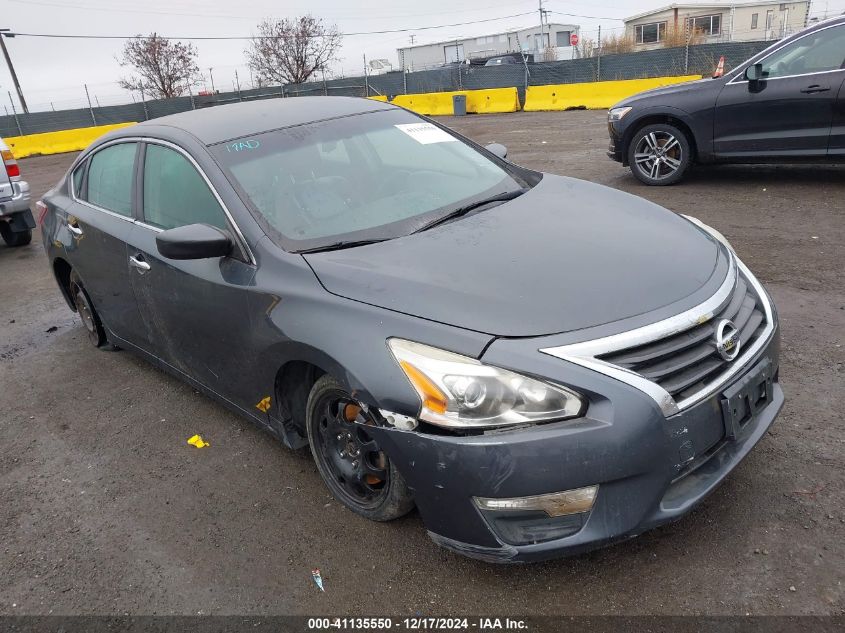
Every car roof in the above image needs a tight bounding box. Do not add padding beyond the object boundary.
[132,96,396,145]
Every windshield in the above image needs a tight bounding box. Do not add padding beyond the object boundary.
[211,108,529,251]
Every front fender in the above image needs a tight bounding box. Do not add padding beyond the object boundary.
[619,104,715,163]
[247,242,493,437]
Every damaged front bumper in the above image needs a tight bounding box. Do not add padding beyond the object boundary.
[368,330,782,563]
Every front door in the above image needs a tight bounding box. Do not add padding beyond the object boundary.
[126,142,258,410]
[713,23,845,158]
[829,75,845,156]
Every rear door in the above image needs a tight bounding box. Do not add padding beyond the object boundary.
[713,23,845,157]
[63,142,148,347]
[125,141,258,407]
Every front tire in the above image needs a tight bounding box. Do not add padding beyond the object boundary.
[628,123,692,186]
[69,270,107,347]
[306,374,414,521]
[0,224,32,247]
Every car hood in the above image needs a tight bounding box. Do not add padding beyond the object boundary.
[617,77,716,106]
[304,174,722,337]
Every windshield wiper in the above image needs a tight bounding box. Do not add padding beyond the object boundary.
[411,189,526,234]
[297,238,388,254]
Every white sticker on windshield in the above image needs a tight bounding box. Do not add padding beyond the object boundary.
[395,123,457,144]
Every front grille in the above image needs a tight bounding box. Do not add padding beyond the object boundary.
[599,272,768,402]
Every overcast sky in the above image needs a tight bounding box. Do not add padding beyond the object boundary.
[1,0,843,112]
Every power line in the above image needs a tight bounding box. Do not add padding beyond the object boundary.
[548,10,625,21]
[6,11,539,40]
[10,0,538,22]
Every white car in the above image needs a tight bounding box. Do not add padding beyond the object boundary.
[0,137,33,246]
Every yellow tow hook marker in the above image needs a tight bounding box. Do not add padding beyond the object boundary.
[187,434,210,448]
[256,396,272,413]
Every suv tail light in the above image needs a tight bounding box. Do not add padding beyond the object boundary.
[1,149,20,178]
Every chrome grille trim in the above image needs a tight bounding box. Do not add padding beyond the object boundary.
[540,253,775,417]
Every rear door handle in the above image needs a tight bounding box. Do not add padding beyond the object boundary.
[129,254,151,273]
[800,85,831,94]
[67,223,83,237]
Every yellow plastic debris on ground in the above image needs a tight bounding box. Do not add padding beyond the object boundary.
[187,434,210,448]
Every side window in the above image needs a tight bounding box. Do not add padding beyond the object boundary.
[761,26,845,79]
[142,144,228,231]
[71,160,86,197]
[86,143,137,216]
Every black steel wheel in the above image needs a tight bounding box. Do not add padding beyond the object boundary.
[306,374,414,521]
[69,270,107,347]
[628,123,692,186]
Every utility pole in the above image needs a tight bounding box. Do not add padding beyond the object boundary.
[538,0,546,49]
[234,68,242,100]
[84,83,97,125]
[0,29,28,113]
[208,67,215,92]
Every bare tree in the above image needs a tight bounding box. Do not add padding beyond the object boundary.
[578,37,596,59]
[118,33,200,99]
[601,33,636,55]
[246,16,342,86]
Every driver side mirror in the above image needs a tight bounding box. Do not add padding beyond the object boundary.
[156,223,232,260]
[745,63,764,86]
[485,142,508,159]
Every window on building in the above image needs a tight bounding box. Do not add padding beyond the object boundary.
[533,32,550,49]
[687,14,722,36]
[765,10,774,30]
[499,34,508,43]
[444,43,465,63]
[751,13,759,29]
[556,31,572,46]
[635,22,667,44]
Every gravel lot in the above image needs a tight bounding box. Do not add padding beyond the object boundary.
[1,110,843,616]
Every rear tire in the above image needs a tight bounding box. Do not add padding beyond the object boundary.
[627,123,692,186]
[306,374,414,522]
[69,270,107,348]
[0,224,32,247]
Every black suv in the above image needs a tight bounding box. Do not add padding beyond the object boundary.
[608,16,845,185]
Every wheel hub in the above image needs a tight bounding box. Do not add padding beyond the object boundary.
[316,396,389,507]
[634,131,682,181]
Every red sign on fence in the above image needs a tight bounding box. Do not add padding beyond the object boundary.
[570,32,579,47]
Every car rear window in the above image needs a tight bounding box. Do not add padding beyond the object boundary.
[86,143,137,216]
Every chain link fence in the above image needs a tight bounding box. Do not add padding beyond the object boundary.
[0,40,772,139]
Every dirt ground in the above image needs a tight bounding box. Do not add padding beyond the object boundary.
[1,110,843,616]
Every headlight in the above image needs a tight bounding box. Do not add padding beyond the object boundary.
[387,339,584,429]
[608,106,632,122]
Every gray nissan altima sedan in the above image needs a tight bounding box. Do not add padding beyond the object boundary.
[38,97,783,562]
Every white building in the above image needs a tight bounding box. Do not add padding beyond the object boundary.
[623,1,810,49]
[397,23,581,71]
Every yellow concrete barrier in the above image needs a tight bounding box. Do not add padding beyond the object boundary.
[367,95,389,102]
[393,87,520,116]
[5,122,137,158]
[524,76,701,111]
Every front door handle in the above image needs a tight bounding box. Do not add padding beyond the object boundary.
[129,254,151,273]
[67,223,83,237]
[800,85,831,94]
